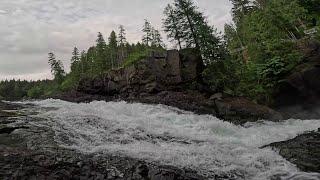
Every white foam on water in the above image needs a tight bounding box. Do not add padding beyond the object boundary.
[23,99,320,179]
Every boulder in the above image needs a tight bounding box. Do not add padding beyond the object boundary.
[211,97,283,125]
[126,91,282,125]
[180,48,204,82]
[166,50,182,84]
[275,40,320,119]
[267,129,320,173]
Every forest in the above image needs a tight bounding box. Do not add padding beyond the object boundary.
[0,0,319,104]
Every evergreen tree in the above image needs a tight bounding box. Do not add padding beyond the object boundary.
[118,25,127,65]
[95,32,108,73]
[48,52,65,83]
[173,0,200,49]
[79,50,87,75]
[86,46,96,75]
[151,28,164,48]
[164,0,225,63]
[108,30,118,68]
[70,47,80,73]
[230,0,254,24]
[118,25,126,46]
[163,4,183,49]
[142,19,152,46]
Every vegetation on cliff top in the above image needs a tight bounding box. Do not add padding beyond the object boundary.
[0,0,319,104]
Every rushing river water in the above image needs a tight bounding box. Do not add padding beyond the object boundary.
[18,99,320,179]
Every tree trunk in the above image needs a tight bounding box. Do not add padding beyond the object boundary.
[185,13,200,50]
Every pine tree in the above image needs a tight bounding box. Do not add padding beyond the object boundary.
[118,25,126,46]
[70,47,80,73]
[164,0,225,63]
[48,52,65,83]
[151,28,163,48]
[108,30,118,68]
[48,52,56,69]
[79,50,87,75]
[230,0,254,24]
[163,4,183,49]
[118,25,127,65]
[142,19,152,46]
[173,0,200,49]
[95,32,108,73]
[87,46,96,75]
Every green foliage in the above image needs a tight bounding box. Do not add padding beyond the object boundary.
[122,51,148,67]
[142,19,153,46]
[142,20,164,48]
[27,86,43,99]
[206,0,315,104]
[163,4,183,49]
[163,0,226,64]
[60,75,78,92]
[0,79,62,100]
[48,52,65,83]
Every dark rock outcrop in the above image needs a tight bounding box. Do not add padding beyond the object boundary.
[0,147,203,180]
[78,49,205,97]
[73,49,283,125]
[267,129,320,173]
[275,40,320,119]
[212,97,283,124]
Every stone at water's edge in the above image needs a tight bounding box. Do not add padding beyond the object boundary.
[267,129,320,173]
[124,91,283,125]
[213,97,283,125]
[0,147,204,180]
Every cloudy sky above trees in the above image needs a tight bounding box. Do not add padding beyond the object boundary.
[0,0,232,80]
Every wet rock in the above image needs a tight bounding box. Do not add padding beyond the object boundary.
[214,97,283,125]
[125,91,282,125]
[266,129,320,173]
[210,93,223,101]
[275,40,320,119]
[0,126,29,134]
[0,146,205,180]
[136,164,149,178]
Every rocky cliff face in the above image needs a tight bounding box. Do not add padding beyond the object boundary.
[275,40,320,119]
[78,49,204,97]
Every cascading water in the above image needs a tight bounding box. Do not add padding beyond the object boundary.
[21,99,320,179]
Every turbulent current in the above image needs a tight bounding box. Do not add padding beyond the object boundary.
[20,99,320,179]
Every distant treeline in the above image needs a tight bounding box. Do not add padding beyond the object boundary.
[0,80,57,100]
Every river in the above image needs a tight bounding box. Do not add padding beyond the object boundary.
[13,99,320,179]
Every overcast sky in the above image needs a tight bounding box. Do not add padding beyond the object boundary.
[0,0,232,81]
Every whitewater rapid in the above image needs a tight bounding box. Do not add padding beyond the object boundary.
[22,99,320,179]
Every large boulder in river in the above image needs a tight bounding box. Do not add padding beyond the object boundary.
[267,129,320,173]
[209,96,283,125]
[274,40,320,119]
